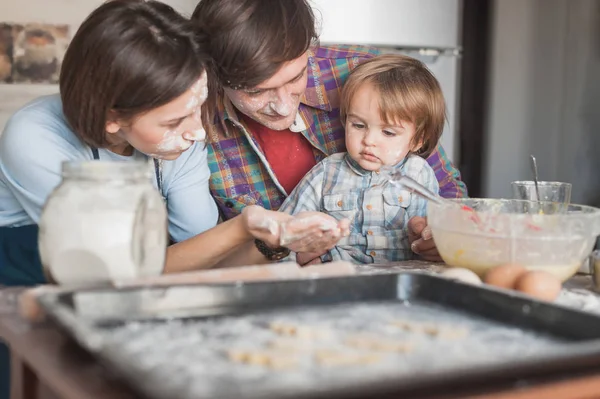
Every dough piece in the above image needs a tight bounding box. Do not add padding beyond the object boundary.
[390,320,469,339]
[420,324,441,336]
[267,338,315,352]
[269,321,331,340]
[227,349,298,369]
[344,335,414,353]
[435,326,469,340]
[315,350,381,366]
[390,319,426,332]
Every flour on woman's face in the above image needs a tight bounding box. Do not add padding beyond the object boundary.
[224,53,309,130]
[185,72,209,111]
[156,72,208,154]
[119,72,209,160]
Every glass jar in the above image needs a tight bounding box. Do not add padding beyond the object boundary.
[38,160,168,285]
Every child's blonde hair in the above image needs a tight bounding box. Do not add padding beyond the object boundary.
[340,54,446,158]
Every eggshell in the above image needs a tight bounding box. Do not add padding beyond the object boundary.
[484,264,527,289]
[440,268,482,285]
[514,271,562,301]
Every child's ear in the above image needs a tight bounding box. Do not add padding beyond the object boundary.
[410,137,424,154]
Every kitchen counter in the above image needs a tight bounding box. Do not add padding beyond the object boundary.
[3,262,600,399]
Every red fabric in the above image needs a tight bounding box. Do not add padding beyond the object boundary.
[242,115,317,194]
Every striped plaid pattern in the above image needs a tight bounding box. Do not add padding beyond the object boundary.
[206,45,467,220]
[279,153,439,263]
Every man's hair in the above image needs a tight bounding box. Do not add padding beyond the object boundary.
[340,54,447,158]
[191,0,317,136]
[60,0,208,148]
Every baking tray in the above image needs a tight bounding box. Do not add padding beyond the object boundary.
[37,272,600,399]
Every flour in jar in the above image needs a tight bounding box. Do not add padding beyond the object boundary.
[39,186,167,285]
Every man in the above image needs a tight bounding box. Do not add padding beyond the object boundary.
[192,0,467,263]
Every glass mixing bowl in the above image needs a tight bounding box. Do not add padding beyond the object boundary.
[428,199,600,281]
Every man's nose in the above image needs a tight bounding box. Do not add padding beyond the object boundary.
[273,86,295,103]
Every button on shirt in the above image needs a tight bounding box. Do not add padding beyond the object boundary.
[279,153,440,264]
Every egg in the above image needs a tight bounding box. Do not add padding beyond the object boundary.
[484,264,527,289]
[440,267,482,285]
[514,271,562,301]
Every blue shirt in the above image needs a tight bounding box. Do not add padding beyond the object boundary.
[0,94,219,243]
[279,153,439,263]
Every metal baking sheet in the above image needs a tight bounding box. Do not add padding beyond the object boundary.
[38,272,600,399]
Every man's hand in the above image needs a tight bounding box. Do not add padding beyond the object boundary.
[408,216,443,262]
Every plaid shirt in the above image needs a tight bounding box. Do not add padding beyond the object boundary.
[279,153,439,263]
[206,45,467,220]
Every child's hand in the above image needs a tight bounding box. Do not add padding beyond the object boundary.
[296,251,325,266]
[408,216,442,262]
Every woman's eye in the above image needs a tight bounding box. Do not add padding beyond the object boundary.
[383,130,396,137]
[168,117,188,129]
[245,89,264,96]
[352,123,365,129]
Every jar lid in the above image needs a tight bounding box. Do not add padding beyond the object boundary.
[61,160,153,181]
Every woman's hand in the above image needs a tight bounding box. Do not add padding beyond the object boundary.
[242,206,349,253]
[280,211,350,253]
[242,205,292,247]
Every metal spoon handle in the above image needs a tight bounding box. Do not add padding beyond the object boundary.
[530,155,541,201]
[391,174,445,205]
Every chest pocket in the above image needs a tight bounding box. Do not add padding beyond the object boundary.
[322,192,359,225]
[214,191,263,220]
[383,190,412,230]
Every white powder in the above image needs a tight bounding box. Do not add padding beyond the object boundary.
[186,73,208,110]
[266,100,292,117]
[279,215,341,246]
[184,128,206,142]
[100,301,562,399]
[156,129,194,153]
[556,287,600,313]
[39,184,167,286]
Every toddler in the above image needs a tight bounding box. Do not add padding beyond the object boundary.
[280,54,445,263]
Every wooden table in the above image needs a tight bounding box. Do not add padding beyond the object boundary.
[0,287,135,399]
[3,266,600,399]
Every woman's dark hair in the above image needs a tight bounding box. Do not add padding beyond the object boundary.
[60,0,208,148]
[191,0,317,136]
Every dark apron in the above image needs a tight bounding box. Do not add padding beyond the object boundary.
[0,148,164,398]
[0,187,48,399]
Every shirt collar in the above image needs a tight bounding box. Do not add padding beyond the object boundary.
[299,48,332,112]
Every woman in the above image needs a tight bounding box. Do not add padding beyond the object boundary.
[0,0,347,287]
[0,2,348,396]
